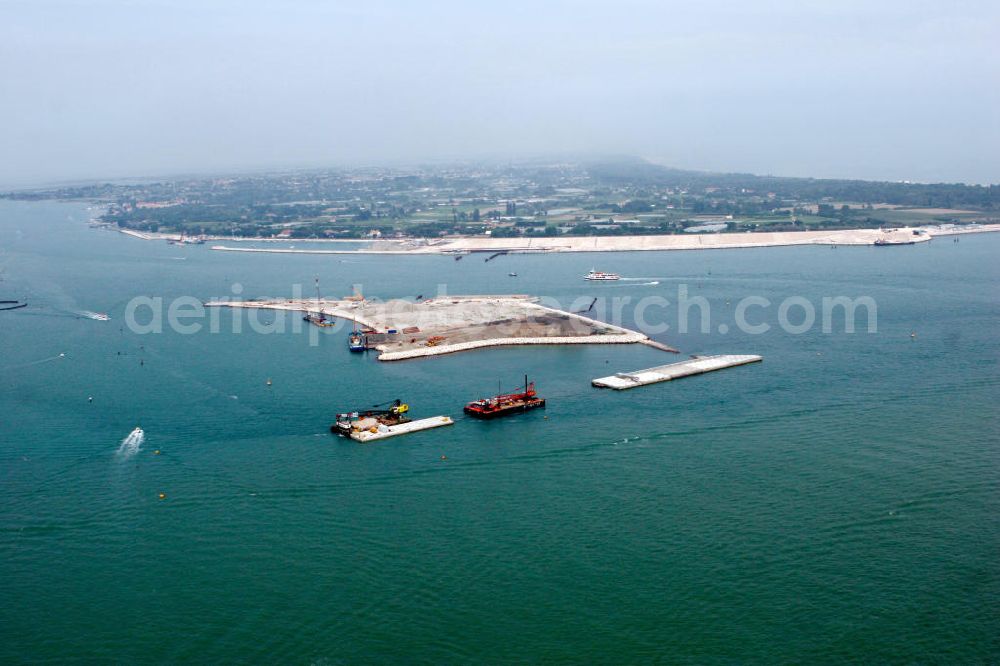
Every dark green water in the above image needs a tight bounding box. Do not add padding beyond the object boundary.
[2,200,998,663]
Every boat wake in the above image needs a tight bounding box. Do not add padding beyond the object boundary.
[117,427,145,458]
[601,280,660,287]
[621,276,718,281]
[2,352,67,371]
[75,310,111,321]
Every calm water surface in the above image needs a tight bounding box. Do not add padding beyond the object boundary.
[1,201,998,662]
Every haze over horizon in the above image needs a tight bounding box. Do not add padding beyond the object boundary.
[2,0,998,188]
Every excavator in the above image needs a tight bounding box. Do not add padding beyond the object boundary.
[331,399,410,436]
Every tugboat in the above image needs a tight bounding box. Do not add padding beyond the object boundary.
[348,320,366,352]
[464,376,546,419]
[584,269,621,281]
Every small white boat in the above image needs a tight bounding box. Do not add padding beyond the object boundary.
[584,269,621,281]
[508,272,518,277]
[117,426,145,457]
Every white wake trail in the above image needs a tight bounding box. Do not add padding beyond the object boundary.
[116,428,145,458]
[74,310,110,321]
[599,280,660,287]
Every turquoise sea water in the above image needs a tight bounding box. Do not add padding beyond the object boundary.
[1,200,998,663]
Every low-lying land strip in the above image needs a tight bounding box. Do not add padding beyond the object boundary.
[200,224,999,256]
[205,295,649,361]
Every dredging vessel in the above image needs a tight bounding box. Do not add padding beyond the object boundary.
[304,312,335,326]
[303,277,336,327]
[332,399,453,441]
[464,376,546,419]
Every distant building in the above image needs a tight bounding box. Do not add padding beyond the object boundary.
[505,201,517,216]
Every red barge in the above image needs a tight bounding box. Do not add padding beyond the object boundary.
[464,376,546,419]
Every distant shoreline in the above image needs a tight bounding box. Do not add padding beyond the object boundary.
[172,224,1000,256]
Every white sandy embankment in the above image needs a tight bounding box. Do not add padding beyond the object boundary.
[118,228,388,244]
[375,333,643,361]
[375,302,646,361]
[119,228,164,241]
[203,224,1000,256]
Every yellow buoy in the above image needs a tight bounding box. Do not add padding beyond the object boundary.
[158,492,166,500]
[154,449,161,455]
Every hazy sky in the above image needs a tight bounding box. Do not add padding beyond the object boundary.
[2,0,998,186]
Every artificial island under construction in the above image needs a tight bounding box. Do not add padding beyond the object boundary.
[206,293,671,361]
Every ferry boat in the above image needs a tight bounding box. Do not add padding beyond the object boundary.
[584,269,621,281]
[464,376,546,419]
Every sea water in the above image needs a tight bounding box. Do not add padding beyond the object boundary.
[1,200,997,662]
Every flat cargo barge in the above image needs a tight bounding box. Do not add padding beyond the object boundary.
[349,416,454,442]
[592,354,762,390]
